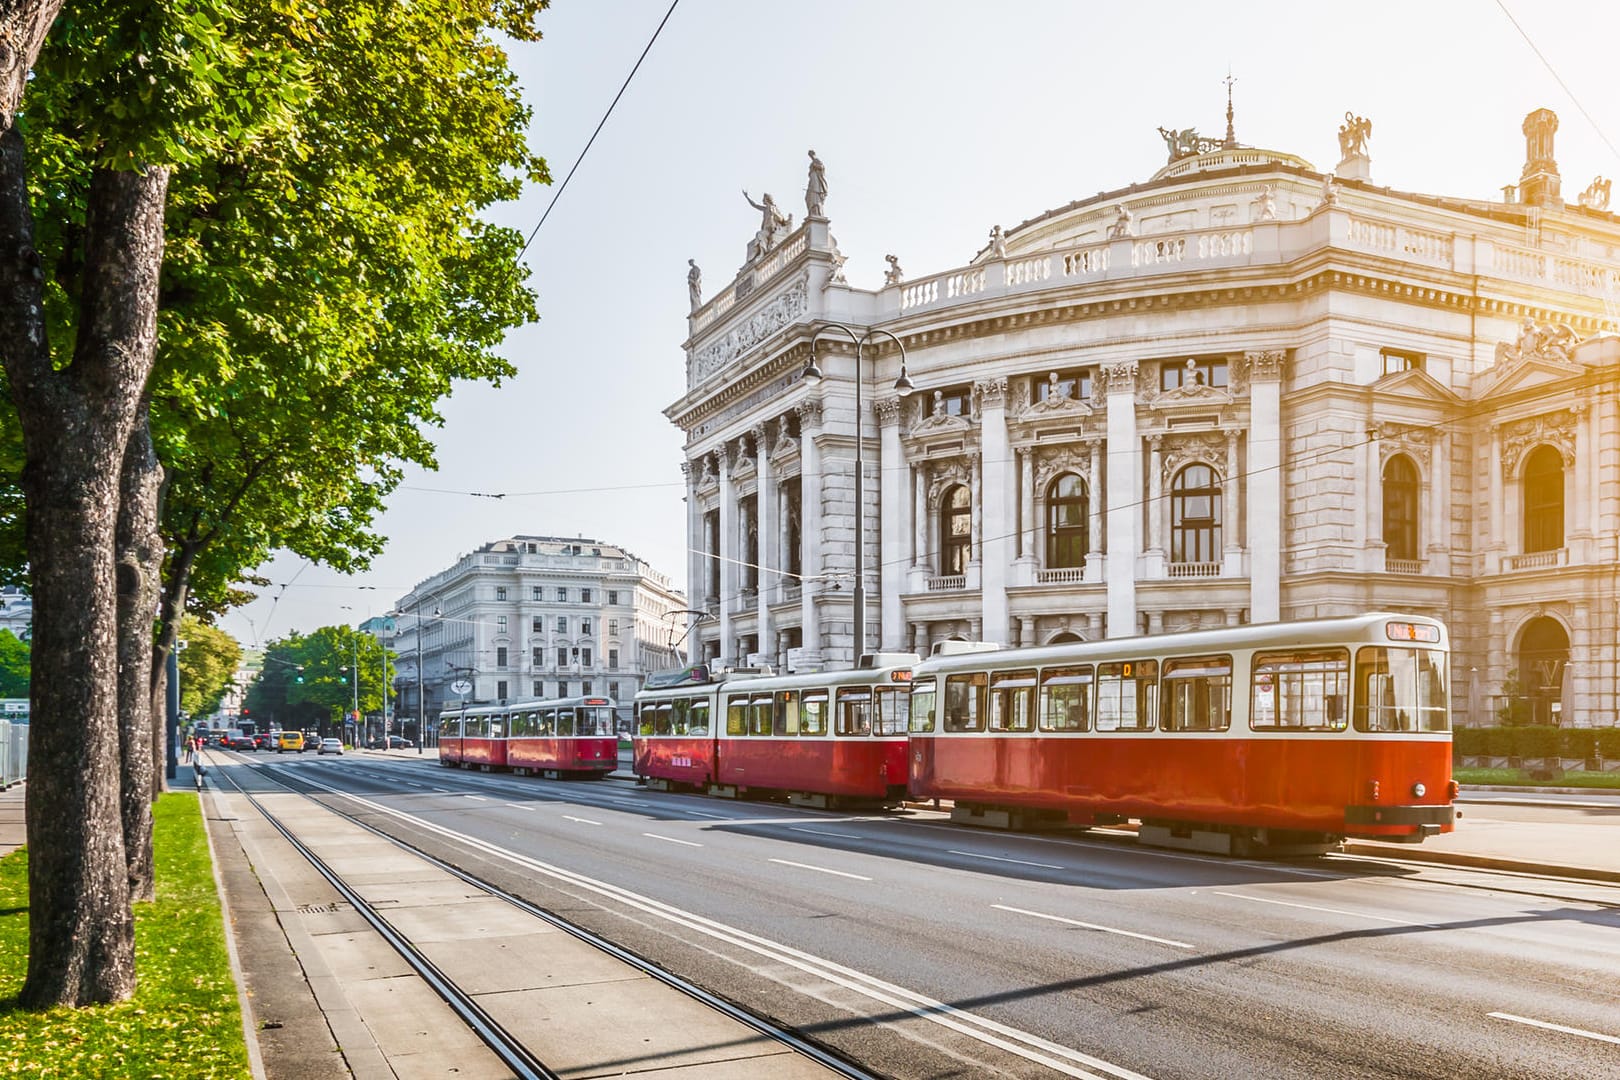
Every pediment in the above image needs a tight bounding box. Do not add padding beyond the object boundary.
[1018,395,1094,422]
[1148,383,1233,411]
[1372,367,1459,404]
[1474,355,1583,400]
[909,413,972,438]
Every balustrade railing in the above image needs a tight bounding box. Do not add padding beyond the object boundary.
[1035,567,1086,584]
[1385,558,1424,575]
[1166,561,1221,579]
[927,574,967,591]
[1507,549,1565,570]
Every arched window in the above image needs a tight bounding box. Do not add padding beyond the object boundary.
[1045,474,1089,568]
[1171,464,1221,563]
[1382,454,1419,561]
[1523,445,1564,553]
[941,485,971,574]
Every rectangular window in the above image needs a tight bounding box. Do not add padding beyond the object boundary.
[581,648,592,667]
[800,691,828,736]
[608,590,620,605]
[836,687,872,736]
[496,680,508,700]
[532,586,543,601]
[989,670,1037,733]
[556,647,568,668]
[495,586,508,601]
[1161,655,1233,732]
[1038,666,1092,731]
[1096,660,1158,731]
[581,680,592,696]
[652,703,672,736]
[532,680,543,696]
[688,698,709,734]
[1354,647,1449,732]
[582,619,592,635]
[557,616,568,634]
[496,646,508,668]
[581,588,592,603]
[748,695,771,736]
[496,615,507,633]
[531,617,543,633]
[1160,357,1229,391]
[608,648,619,670]
[874,687,909,735]
[557,587,568,602]
[774,690,801,736]
[909,678,937,733]
[609,619,619,637]
[1032,369,1092,405]
[1251,649,1350,731]
[1380,348,1424,376]
[931,385,971,417]
[532,647,543,666]
[727,695,748,736]
[608,681,620,700]
[556,681,568,698]
[943,672,988,733]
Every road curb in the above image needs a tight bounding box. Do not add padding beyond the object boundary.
[1339,842,1618,883]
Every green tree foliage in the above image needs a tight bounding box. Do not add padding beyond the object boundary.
[246,627,392,727]
[0,629,28,698]
[176,616,240,720]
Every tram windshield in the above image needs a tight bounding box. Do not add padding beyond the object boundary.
[1354,647,1449,732]
[909,679,936,733]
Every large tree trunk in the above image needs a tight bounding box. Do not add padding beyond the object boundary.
[0,120,170,1004]
[117,412,162,902]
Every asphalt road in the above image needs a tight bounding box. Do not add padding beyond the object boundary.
[222,752,1620,1080]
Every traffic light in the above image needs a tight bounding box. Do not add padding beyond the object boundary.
[242,707,250,718]
[295,666,305,684]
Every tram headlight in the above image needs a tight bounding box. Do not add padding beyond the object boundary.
[1411,782,1427,798]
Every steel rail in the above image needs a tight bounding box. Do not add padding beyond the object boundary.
[216,755,884,1080]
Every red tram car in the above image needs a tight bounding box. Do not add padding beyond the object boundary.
[909,613,1456,854]
[437,696,618,777]
[634,654,918,807]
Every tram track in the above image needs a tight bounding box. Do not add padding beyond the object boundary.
[209,755,887,1080]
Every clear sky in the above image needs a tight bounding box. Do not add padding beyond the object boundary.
[220,0,1620,647]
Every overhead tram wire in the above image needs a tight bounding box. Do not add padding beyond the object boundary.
[515,0,682,262]
[1495,0,1620,165]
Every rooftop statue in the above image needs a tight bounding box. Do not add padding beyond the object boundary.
[1156,125,1223,163]
[1495,318,1578,367]
[1319,173,1340,207]
[686,259,702,312]
[1338,112,1372,158]
[883,254,904,286]
[805,149,828,217]
[1107,203,1134,238]
[1578,175,1612,212]
[1253,184,1278,222]
[743,189,793,260]
[988,225,1007,259]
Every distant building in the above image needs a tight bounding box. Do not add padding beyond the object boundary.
[669,105,1620,728]
[391,536,687,733]
[0,587,31,642]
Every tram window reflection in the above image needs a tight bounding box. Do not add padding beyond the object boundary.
[1250,649,1349,731]
[874,687,909,735]
[989,670,1036,733]
[1161,655,1233,732]
[774,690,801,736]
[1354,647,1449,732]
[944,673,987,733]
[748,695,772,736]
[801,691,829,736]
[1038,666,1092,731]
[688,699,710,735]
[837,687,873,736]
[727,695,748,736]
[909,679,936,733]
[1096,660,1157,731]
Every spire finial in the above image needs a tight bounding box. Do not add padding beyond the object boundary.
[1223,69,1237,149]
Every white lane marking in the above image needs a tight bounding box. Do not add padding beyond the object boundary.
[295,774,1153,1080]
[644,833,703,848]
[608,798,645,806]
[768,858,872,882]
[464,795,488,802]
[949,849,1064,870]
[1488,1012,1620,1045]
[790,827,864,839]
[683,809,732,819]
[563,815,602,826]
[506,803,537,810]
[431,788,451,793]
[1214,891,1434,927]
[992,905,1194,949]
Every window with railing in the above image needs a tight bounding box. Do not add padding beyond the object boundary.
[1171,464,1222,563]
[1045,474,1089,568]
[1383,454,1419,561]
[941,485,972,574]
[1523,445,1564,553]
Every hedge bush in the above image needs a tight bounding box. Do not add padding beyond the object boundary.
[1454,726,1620,759]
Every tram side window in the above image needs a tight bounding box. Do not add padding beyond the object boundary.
[774,690,801,736]
[512,711,533,738]
[726,696,748,736]
[1162,655,1233,732]
[1038,667,1092,731]
[537,709,555,736]
[801,692,829,736]
[651,704,672,737]
[989,670,1037,733]
[748,696,772,736]
[944,672,988,732]
[688,699,711,735]
[637,704,654,736]
[837,688,873,736]
[1251,649,1349,731]
[1354,647,1450,732]
[556,708,575,737]
[874,687,909,735]
[1096,661,1157,731]
[671,698,690,735]
[441,716,459,738]
[909,679,937,733]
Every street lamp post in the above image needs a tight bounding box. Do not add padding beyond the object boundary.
[801,323,913,662]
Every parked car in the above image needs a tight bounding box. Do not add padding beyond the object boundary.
[252,733,272,751]
[317,738,343,756]
[276,731,304,753]
[387,736,414,749]
[221,731,255,751]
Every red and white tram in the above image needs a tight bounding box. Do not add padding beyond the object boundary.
[438,696,619,777]
[634,654,918,807]
[909,613,1456,853]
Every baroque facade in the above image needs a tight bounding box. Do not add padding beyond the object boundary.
[667,109,1620,728]
[391,536,687,733]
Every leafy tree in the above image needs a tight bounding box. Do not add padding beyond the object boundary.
[176,616,240,720]
[246,628,392,730]
[0,629,28,698]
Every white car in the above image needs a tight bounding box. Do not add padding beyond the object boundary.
[317,738,343,755]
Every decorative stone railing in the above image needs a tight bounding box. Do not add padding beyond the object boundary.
[1507,549,1566,570]
[1385,559,1424,575]
[927,574,967,591]
[1346,215,1453,266]
[689,225,809,334]
[1166,561,1221,579]
[1035,567,1086,584]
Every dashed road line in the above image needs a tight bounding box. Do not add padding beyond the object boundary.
[769,858,872,882]
[992,904,1194,949]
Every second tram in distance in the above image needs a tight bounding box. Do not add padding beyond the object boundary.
[439,695,619,778]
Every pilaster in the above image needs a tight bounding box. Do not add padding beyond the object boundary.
[877,396,907,650]
[1103,362,1139,636]
[1245,350,1284,623]
[977,378,1011,644]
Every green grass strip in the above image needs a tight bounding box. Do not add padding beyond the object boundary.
[1457,767,1620,790]
[0,792,250,1078]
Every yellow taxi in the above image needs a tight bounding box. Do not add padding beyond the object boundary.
[276,730,305,753]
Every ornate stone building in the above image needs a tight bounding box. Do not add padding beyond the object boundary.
[667,108,1620,728]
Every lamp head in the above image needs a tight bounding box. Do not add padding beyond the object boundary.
[800,350,823,385]
[893,368,915,397]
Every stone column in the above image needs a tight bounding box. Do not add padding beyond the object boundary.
[913,462,928,573]
[1487,423,1504,572]
[1018,447,1037,577]
[877,396,907,650]
[797,399,824,660]
[977,378,1010,644]
[1367,426,1385,571]
[1144,433,1165,578]
[682,460,701,643]
[1019,615,1036,647]
[1223,427,1244,577]
[1086,438,1104,583]
[967,450,983,589]
[1572,404,1593,548]
[1571,599,1592,727]
[1103,362,1140,636]
[1245,350,1284,623]
[753,423,775,660]
[717,442,737,665]
[1426,431,1447,566]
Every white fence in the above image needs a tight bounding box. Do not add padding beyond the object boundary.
[0,718,27,788]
